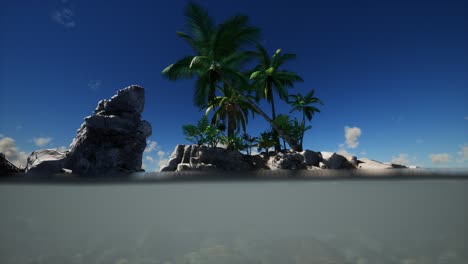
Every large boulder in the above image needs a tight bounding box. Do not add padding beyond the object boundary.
[24,85,152,176]
[160,144,185,172]
[300,150,322,166]
[65,85,151,175]
[320,152,355,169]
[160,144,267,172]
[25,149,68,174]
[0,153,24,176]
[269,151,307,170]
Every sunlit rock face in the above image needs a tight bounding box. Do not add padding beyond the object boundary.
[25,149,68,174]
[24,85,152,176]
[65,85,152,175]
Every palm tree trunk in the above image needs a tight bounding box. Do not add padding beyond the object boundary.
[243,96,301,151]
[300,112,306,151]
[221,78,302,152]
[269,84,281,152]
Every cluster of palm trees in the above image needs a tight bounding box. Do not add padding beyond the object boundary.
[162,2,322,152]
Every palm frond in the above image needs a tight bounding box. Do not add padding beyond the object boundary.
[161,56,196,80]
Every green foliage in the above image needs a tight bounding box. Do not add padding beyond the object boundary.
[162,2,260,108]
[242,133,258,156]
[182,116,224,147]
[256,130,276,154]
[274,114,311,150]
[221,132,245,151]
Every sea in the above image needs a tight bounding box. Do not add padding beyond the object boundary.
[1,169,467,263]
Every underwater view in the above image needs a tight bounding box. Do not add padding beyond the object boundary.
[1,178,467,264]
[1,0,467,263]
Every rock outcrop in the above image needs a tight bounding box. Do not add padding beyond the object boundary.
[25,149,68,174]
[0,153,24,176]
[160,146,381,172]
[24,85,152,176]
[160,144,268,172]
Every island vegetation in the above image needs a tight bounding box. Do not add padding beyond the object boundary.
[162,2,322,153]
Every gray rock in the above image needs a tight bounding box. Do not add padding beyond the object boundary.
[322,153,354,169]
[197,163,218,171]
[25,149,68,174]
[301,150,321,166]
[160,144,266,172]
[190,156,200,168]
[63,85,152,176]
[270,152,307,170]
[103,85,145,114]
[177,163,192,171]
[198,146,251,171]
[0,153,24,176]
[181,145,193,164]
[160,144,186,172]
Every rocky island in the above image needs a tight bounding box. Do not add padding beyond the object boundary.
[0,86,419,179]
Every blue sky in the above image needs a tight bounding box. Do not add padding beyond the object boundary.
[1,0,467,171]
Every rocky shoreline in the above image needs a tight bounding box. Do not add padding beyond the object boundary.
[0,85,419,178]
[159,144,412,173]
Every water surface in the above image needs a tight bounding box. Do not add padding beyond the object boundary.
[1,179,467,263]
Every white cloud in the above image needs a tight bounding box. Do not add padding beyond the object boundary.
[391,153,410,165]
[52,8,76,28]
[0,134,4,138]
[141,139,170,172]
[429,153,451,164]
[0,137,29,168]
[158,159,169,169]
[457,144,468,161]
[145,156,155,163]
[33,137,53,147]
[144,141,157,153]
[344,126,361,149]
[465,116,468,121]
[360,150,367,156]
[88,80,102,91]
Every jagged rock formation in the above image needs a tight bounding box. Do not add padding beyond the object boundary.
[160,144,268,172]
[160,146,408,172]
[24,85,152,176]
[0,153,24,176]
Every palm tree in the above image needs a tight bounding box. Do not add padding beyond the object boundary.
[288,90,323,150]
[163,2,304,151]
[205,85,255,139]
[250,44,303,151]
[162,2,260,108]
